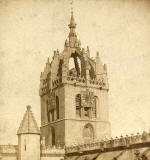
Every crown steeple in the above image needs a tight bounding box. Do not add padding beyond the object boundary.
[40,9,110,147]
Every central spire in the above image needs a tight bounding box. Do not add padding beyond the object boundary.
[69,11,76,29]
[68,11,77,38]
[64,11,81,48]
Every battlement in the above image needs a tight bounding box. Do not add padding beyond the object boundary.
[65,131,150,154]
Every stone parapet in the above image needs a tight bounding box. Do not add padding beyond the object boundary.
[51,75,107,90]
[65,131,150,154]
[41,145,65,155]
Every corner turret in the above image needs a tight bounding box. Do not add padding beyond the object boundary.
[17,105,40,160]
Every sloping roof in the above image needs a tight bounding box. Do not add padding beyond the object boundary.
[17,105,40,135]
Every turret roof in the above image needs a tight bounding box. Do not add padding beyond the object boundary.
[17,105,40,135]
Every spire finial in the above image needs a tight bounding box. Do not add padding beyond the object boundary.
[70,0,73,13]
[27,105,31,110]
[69,0,76,29]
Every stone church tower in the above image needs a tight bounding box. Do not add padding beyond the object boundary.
[39,12,111,147]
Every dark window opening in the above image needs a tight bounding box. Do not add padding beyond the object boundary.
[56,96,59,119]
[51,127,55,146]
[84,107,90,118]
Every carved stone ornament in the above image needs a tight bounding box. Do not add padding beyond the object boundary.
[81,89,95,108]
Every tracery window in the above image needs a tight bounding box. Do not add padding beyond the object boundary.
[75,91,98,119]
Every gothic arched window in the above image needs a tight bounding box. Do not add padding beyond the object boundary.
[56,96,59,119]
[75,94,81,118]
[83,124,94,141]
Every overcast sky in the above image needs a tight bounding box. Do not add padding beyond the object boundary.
[0,0,150,144]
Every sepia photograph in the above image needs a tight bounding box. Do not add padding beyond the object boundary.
[0,0,150,159]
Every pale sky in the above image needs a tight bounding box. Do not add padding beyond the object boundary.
[0,0,150,145]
